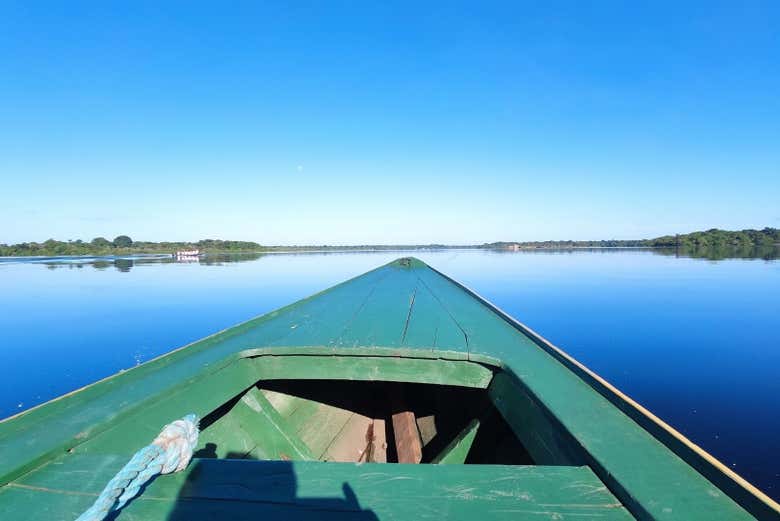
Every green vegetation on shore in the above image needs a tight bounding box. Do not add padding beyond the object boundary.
[0,228,777,257]
[0,236,457,257]
[644,228,779,249]
[484,227,779,250]
[0,236,267,257]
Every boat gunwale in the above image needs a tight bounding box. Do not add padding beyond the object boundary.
[426,261,780,517]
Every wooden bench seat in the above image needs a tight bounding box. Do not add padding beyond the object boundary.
[0,455,634,520]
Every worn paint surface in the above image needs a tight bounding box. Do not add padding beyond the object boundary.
[0,258,774,520]
[431,419,480,465]
[0,457,632,520]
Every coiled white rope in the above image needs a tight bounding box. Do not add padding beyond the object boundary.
[75,414,199,521]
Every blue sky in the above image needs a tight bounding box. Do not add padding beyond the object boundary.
[1,2,778,245]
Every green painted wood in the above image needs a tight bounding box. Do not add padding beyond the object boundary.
[0,455,634,520]
[258,388,372,462]
[431,419,479,464]
[322,412,373,462]
[295,403,354,460]
[261,389,302,417]
[400,279,468,352]
[71,360,257,457]
[252,355,493,388]
[227,388,315,461]
[196,411,255,459]
[488,372,582,466]
[0,355,256,483]
[283,396,324,432]
[0,353,487,484]
[335,266,418,348]
[259,389,356,460]
[264,267,396,348]
[0,257,773,520]
[415,265,764,520]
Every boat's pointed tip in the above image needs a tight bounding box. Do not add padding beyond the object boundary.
[393,256,427,269]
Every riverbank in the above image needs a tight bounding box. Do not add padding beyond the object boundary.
[1,227,777,258]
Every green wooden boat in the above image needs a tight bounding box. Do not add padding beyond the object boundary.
[1,258,777,520]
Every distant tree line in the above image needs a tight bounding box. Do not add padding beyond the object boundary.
[0,236,267,256]
[644,228,779,249]
[1,228,777,257]
[484,228,779,251]
[0,238,462,256]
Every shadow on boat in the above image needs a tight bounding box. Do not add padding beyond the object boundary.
[162,458,379,521]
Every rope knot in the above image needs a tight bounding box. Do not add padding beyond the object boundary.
[75,413,199,521]
[152,413,199,473]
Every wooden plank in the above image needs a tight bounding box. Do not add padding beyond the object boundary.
[2,457,634,521]
[260,388,371,461]
[322,413,373,462]
[261,388,303,417]
[261,390,386,463]
[387,384,423,466]
[368,418,387,463]
[253,355,493,389]
[392,410,422,463]
[283,396,321,431]
[292,401,354,460]
[416,415,437,446]
[232,388,315,461]
[432,419,480,464]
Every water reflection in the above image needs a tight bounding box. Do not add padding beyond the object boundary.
[485,245,779,261]
[31,252,269,271]
[114,258,134,272]
[197,253,266,265]
[655,244,780,261]
[13,245,780,272]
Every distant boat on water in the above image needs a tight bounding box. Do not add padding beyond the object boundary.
[175,249,201,260]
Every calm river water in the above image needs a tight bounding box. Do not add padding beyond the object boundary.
[1,249,778,498]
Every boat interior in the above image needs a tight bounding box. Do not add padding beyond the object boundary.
[172,352,584,468]
[56,353,629,519]
[196,379,534,465]
[1,352,767,520]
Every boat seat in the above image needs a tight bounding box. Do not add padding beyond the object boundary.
[0,454,634,520]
